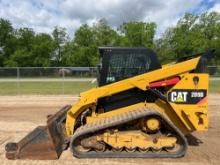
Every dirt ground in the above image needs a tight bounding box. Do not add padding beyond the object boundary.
[0,94,220,165]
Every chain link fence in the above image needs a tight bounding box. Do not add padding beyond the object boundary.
[0,66,219,95]
[207,66,220,77]
[0,67,97,95]
[0,67,97,78]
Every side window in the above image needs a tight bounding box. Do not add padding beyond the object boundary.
[106,52,152,84]
[106,54,122,83]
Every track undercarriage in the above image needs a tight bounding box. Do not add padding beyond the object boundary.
[71,108,187,158]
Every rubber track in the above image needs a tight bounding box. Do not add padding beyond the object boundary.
[70,107,188,158]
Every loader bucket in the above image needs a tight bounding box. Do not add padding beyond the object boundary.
[5,105,71,160]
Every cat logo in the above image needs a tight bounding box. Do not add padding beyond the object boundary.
[168,89,207,104]
[170,91,188,103]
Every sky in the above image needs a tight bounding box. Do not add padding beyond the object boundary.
[0,0,220,38]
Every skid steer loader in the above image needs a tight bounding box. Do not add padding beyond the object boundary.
[5,47,215,160]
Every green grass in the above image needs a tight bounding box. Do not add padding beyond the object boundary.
[0,79,219,95]
[209,79,220,93]
[0,81,96,95]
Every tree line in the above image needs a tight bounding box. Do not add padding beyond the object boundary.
[0,11,219,67]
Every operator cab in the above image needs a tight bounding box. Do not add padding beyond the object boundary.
[98,47,161,86]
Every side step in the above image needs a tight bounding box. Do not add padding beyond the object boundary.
[5,105,71,160]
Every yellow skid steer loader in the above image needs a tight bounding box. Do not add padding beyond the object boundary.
[5,47,215,159]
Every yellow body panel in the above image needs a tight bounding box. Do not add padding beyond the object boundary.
[169,74,209,132]
[66,56,209,137]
